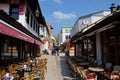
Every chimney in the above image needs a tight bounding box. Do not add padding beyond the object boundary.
[110,3,116,13]
[116,5,120,10]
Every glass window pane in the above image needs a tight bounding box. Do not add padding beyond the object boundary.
[11,13,19,19]
[12,8,19,12]
[117,42,120,54]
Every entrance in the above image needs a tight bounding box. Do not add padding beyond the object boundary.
[102,28,120,65]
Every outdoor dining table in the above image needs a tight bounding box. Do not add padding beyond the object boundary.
[88,67,104,72]
[88,67,106,80]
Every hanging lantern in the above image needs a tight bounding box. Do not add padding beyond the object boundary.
[35,6,40,17]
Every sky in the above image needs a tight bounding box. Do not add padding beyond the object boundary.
[39,0,120,36]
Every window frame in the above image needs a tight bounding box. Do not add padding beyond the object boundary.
[9,4,19,20]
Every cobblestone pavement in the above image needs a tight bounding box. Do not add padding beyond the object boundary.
[43,52,74,80]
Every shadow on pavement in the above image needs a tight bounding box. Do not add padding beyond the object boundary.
[59,53,79,80]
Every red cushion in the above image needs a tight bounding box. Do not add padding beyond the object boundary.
[86,74,95,79]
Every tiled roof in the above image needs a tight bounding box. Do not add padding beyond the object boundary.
[62,24,72,28]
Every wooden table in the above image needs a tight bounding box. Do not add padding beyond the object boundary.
[88,67,104,72]
[88,67,106,80]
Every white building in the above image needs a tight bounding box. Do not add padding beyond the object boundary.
[70,10,110,38]
[70,10,110,57]
[58,24,72,46]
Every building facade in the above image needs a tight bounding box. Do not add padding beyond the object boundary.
[0,0,46,64]
[70,10,110,57]
[71,6,120,65]
[58,24,72,45]
[57,24,72,53]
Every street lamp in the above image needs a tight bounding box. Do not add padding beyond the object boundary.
[35,6,40,17]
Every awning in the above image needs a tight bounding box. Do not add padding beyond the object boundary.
[51,35,56,41]
[0,22,42,45]
[34,40,42,46]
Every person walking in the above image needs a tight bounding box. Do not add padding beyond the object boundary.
[56,47,59,56]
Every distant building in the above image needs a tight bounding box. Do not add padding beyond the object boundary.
[57,24,72,46]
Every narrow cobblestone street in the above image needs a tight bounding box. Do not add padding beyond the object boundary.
[43,52,73,80]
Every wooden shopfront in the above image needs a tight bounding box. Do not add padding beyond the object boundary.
[101,25,120,65]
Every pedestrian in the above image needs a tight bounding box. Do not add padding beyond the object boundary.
[56,47,59,56]
[65,49,69,56]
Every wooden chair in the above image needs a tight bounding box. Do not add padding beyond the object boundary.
[72,64,78,77]
[76,66,81,77]
[39,69,45,80]
[77,67,84,79]
[81,68,87,80]
[80,68,97,80]
[44,58,48,72]
[105,63,112,72]
[113,65,120,71]
[111,71,120,80]
[0,70,5,78]
[8,64,16,74]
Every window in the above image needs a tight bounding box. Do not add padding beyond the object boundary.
[26,8,29,24]
[66,35,69,39]
[83,40,87,49]
[10,4,19,19]
[1,39,18,61]
[35,25,37,32]
[33,20,35,30]
[65,28,70,33]
[30,15,33,27]
[37,26,39,34]
[65,29,68,33]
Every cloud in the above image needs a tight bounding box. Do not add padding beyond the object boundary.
[53,0,62,4]
[52,11,76,20]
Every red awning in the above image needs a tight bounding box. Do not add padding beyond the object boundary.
[0,22,42,45]
[34,40,42,46]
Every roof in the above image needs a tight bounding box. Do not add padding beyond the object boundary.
[62,24,72,28]
[71,10,120,41]
[72,10,110,27]
[79,10,110,19]
[82,10,120,35]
